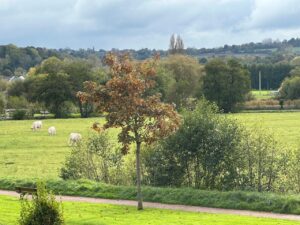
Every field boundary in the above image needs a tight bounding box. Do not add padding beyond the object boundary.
[1,189,300,221]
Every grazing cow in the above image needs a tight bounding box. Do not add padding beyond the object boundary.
[31,121,42,131]
[48,126,56,136]
[69,133,82,145]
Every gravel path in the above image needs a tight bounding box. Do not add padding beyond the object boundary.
[1,189,300,221]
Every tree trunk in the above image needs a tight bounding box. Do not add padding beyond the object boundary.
[136,141,143,210]
[78,100,84,118]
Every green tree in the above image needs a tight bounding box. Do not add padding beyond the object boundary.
[0,79,8,92]
[7,80,25,97]
[30,57,102,118]
[279,76,300,99]
[63,59,98,118]
[38,56,63,75]
[204,59,251,112]
[160,55,204,108]
[7,96,28,109]
[29,73,73,118]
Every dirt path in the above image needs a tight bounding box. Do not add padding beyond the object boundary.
[1,189,300,221]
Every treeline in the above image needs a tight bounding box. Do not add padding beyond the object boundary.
[0,57,108,118]
[2,36,300,79]
[247,63,293,90]
[187,37,300,56]
[0,45,167,77]
[0,54,252,117]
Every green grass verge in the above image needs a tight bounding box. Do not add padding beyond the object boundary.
[1,178,300,215]
[1,195,300,225]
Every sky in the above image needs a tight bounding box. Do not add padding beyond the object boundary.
[1,0,300,50]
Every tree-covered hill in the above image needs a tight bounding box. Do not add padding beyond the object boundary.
[2,37,300,90]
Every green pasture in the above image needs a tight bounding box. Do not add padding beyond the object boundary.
[1,195,299,225]
[0,118,109,179]
[232,112,300,147]
[251,90,275,100]
[0,112,299,180]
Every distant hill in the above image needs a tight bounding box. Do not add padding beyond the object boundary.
[1,37,300,77]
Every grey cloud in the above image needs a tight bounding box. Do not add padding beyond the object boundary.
[0,0,299,49]
[241,0,300,30]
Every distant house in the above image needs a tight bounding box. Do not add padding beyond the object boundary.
[8,75,25,82]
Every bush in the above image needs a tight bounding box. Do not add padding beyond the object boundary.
[13,109,27,120]
[61,132,126,184]
[143,99,289,192]
[7,96,28,109]
[0,93,5,114]
[19,182,64,225]
[143,99,244,189]
[279,76,300,100]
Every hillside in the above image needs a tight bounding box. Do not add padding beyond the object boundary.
[1,37,300,77]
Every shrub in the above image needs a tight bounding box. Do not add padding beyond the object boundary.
[61,132,126,184]
[143,99,244,189]
[143,99,289,192]
[0,93,5,114]
[7,96,28,109]
[19,182,64,225]
[12,109,27,120]
[279,76,300,100]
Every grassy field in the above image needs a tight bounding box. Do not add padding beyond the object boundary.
[0,118,108,179]
[232,112,300,147]
[251,90,274,100]
[1,195,300,225]
[0,112,299,180]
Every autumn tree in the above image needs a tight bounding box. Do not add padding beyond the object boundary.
[77,53,181,210]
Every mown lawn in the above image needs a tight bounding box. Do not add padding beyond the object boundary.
[0,112,299,180]
[1,195,300,225]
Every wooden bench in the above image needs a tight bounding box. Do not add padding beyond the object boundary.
[15,187,37,196]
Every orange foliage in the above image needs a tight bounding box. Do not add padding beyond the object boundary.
[77,53,181,154]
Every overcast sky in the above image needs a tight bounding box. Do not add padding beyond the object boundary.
[1,0,300,50]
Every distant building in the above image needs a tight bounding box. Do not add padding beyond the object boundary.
[8,75,25,82]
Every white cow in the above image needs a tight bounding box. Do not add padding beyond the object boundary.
[48,126,56,136]
[69,133,82,145]
[31,121,42,131]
